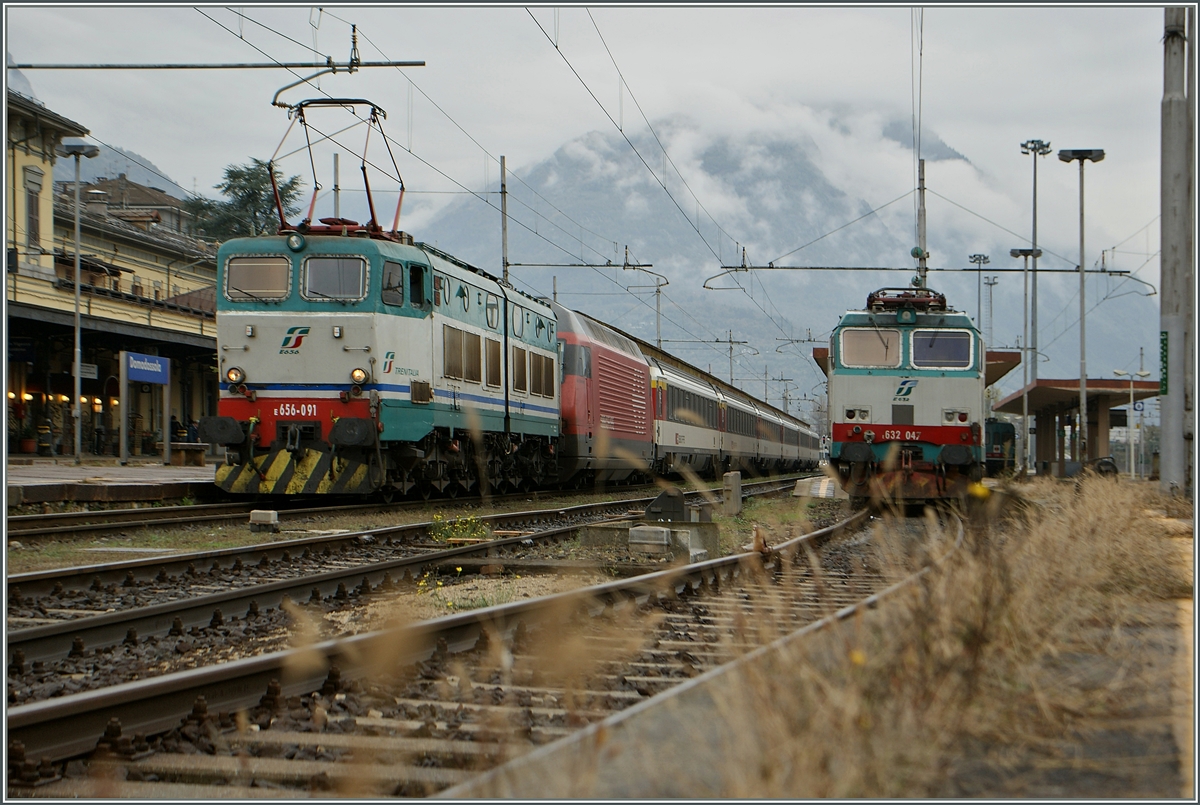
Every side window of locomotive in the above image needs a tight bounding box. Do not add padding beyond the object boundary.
[486,294,500,329]
[409,265,427,309]
[443,325,464,379]
[911,329,972,368]
[840,328,901,367]
[511,346,528,393]
[485,339,502,388]
[226,256,290,300]
[511,306,525,338]
[304,256,366,301]
[529,353,555,399]
[463,332,482,383]
[561,343,592,378]
[381,261,404,306]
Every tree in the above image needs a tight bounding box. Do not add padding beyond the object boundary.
[185,158,303,241]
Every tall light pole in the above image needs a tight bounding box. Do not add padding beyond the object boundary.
[1114,369,1152,477]
[968,253,989,331]
[1058,148,1105,461]
[1021,139,1051,384]
[1011,248,1041,473]
[56,139,100,464]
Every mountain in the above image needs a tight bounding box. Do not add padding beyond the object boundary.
[52,144,190,200]
[412,114,1160,419]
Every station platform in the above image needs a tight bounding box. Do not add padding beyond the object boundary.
[5,456,218,507]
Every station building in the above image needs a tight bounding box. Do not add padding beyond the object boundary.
[6,89,218,457]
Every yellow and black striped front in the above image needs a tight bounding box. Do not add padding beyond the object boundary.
[215,445,378,495]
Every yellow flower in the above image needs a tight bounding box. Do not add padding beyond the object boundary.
[455,567,462,573]
[849,649,866,666]
[446,601,455,607]
[436,580,443,587]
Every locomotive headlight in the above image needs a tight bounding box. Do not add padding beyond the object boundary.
[845,409,856,420]
[350,367,369,385]
[225,366,245,385]
[958,412,969,422]
[858,409,869,421]
[286,233,306,252]
[944,411,955,423]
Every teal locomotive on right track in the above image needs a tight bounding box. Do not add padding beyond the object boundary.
[826,287,985,507]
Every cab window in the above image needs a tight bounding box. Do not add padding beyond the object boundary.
[381,261,404,306]
[840,328,901,368]
[226,256,289,300]
[911,329,972,368]
[304,256,366,300]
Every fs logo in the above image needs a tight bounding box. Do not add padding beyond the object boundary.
[383,351,395,374]
[893,379,918,400]
[279,326,310,354]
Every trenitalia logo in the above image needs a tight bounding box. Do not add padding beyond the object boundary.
[894,379,918,399]
[279,326,310,354]
[383,351,395,373]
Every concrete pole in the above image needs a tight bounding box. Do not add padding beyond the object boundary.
[119,352,128,465]
[1077,158,1088,461]
[1160,7,1191,495]
[72,154,83,465]
[1021,254,1029,473]
[500,155,509,286]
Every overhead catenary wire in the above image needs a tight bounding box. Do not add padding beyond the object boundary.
[201,8,796,392]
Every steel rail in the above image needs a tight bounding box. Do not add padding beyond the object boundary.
[442,511,966,798]
[7,474,807,541]
[6,481,800,663]
[7,501,864,764]
[8,477,802,596]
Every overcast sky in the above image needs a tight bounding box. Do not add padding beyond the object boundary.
[6,5,1176,389]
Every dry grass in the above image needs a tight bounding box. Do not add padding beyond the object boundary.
[677,477,1191,798]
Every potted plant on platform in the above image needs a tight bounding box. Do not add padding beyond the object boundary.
[18,423,36,454]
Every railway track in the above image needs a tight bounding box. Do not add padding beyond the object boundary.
[7,509,962,797]
[6,480,800,679]
[5,474,810,542]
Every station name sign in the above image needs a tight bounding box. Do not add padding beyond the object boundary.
[126,352,169,385]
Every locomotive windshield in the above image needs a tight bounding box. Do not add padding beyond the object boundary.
[304,256,366,301]
[381,261,404,306]
[226,256,289,300]
[911,329,972,368]
[840,328,901,367]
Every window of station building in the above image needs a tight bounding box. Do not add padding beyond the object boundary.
[304,256,366,301]
[911,329,972,368]
[840,328,901,368]
[511,346,527,392]
[226,255,290,300]
[381,261,404,306]
[409,264,427,308]
[486,338,502,388]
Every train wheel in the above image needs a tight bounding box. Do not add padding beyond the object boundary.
[380,487,396,504]
[446,483,460,500]
[417,483,434,501]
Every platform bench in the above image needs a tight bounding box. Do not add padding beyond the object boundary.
[155,442,211,467]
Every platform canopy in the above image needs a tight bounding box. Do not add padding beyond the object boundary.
[994,378,1160,415]
[812,347,1021,387]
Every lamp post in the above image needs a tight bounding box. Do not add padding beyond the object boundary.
[1011,248,1041,474]
[1113,369,1152,477]
[56,139,100,464]
[1021,139,1052,384]
[1058,148,1104,461]
[968,253,989,331]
